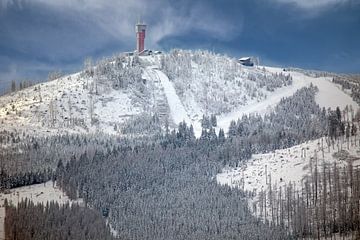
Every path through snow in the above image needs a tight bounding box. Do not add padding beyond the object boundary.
[216,67,358,133]
[153,69,192,125]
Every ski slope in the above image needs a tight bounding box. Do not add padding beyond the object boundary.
[154,69,192,125]
[266,67,357,111]
[216,67,358,133]
[153,63,358,137]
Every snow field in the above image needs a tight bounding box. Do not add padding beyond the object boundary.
[0,181,83,240]
[155,69,191,124]
[217,135,360,196]
[0,54,357,140]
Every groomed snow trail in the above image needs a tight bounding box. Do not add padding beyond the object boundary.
[216,67,358,133]
[153,69,192,125]
[265,67,358,111]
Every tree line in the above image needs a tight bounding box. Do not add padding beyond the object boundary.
[227,85,328,155]
[5,198,116,240]
[332,76,360,106]
[0,168,52,191]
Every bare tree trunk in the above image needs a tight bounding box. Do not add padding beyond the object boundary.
[269,173,274,225]
[287,183,291,233]
[322,137,325,159]
[323,162,327,239]
[265,185,267,222]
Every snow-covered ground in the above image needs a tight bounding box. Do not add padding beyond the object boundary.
[156,63,357,137]
[266,67,357,111]
[215,67,358,133]
[0,69,143,137]
[94,89,142,134]
[154,69,191,125]
[217,134,360,233]
[217,135,360,195]
[0,53,357,139]
[0,181,83,240]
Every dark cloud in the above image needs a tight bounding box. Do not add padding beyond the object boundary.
[0,0,359,93]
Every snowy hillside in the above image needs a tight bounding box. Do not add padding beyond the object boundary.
[0,181,83,239]
[1,50,359,239]
[217,133,360,238]
[0,50,357,138]
[217,135,360,194]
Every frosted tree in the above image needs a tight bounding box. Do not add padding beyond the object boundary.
[89,94,94,125]
[201,115,211,129]
[48,70,62,81]
[93,68,99,95]
[68,97,72,126]
[49,100,56,127]
[351,123,357,146]
[84,57,93,89]
[11,80,16,92]
[38,85,42,102]
[210,114,217,127]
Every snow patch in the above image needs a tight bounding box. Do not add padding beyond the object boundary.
[217,136,360,195]
[0,181,83,239]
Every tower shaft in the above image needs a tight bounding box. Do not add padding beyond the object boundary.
[136,23,146,53]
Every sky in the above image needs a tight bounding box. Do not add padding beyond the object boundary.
[0,0,359,93]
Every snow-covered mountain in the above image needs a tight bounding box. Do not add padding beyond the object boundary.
[0,50,357,138]
[1,49,360,240]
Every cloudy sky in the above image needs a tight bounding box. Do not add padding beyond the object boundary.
[0,0,359,93]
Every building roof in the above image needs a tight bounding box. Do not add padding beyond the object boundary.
[239,57,251,61]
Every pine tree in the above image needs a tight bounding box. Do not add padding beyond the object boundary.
[210,114,217,127]
[228,120,237,137]
[201,114,211,129]
[218,129,225,143]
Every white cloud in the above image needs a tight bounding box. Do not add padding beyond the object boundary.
[274,0,350,9]
[2,0,240,49]
[0,0,23,10]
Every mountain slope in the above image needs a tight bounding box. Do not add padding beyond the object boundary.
[0,50,357,138]
[217,135,360,194]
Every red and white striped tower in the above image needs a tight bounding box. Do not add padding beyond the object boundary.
[135,20,146,53]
